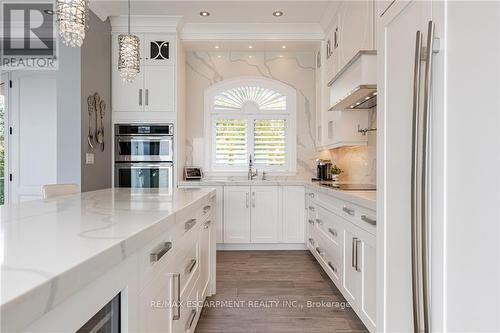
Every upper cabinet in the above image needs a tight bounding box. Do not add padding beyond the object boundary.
[111,32,176,113]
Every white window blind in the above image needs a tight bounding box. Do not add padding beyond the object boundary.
[254,119,286,166]
[215,119,247,166]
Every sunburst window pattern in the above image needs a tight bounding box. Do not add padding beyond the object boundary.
[214,86,286,111]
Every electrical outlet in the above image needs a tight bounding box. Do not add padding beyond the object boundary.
[86,153,94,165]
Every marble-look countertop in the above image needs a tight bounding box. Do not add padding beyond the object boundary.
[0,187,215,331]
[178,180,376,211]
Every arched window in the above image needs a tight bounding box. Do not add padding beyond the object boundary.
[204,77,296,174]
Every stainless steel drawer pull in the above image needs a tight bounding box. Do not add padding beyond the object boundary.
[328,261,337,273]
[308,206,315,211]
[172,273,181,320]
[203,205,211,213]
[355,239,362,272]
[308,219,315,225]
[308,193,315,198]
[343,206,355,216]
[203,220,212,229]
[185,309,197,329]
[308,238,314,245]
[185,218,197,231]
[315,247,323,256]
[328,228,338,237]
[315,218,323,225]
[150,242,172,263]
[352,237,357,268]
[361,215,376,226]
[185,259,197,274]
[139,89,143,106]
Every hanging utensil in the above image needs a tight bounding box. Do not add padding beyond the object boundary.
[98,101,106,151]
[87,95,95,149]
[93,93,100,145]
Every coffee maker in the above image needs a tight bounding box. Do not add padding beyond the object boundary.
[313,159,333,181]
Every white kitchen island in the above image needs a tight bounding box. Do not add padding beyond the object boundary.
[0,188,216,333]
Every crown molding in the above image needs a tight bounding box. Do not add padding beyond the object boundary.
[110,15,183,34]
[180,22,324,41]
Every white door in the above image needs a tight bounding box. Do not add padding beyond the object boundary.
[223,186,251,243]
[378,1,433,331]
[0,73,9,205]
[138,272,174,333]
[250,186,279,243]
[144,66,175,112]
[343,227,361,305]
[10,71,57,202]
[282,186,305,243]
[337,0,375,68]
[112,67,144,112]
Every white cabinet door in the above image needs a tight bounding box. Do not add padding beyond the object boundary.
[223,186,251,243]
[343,227,362,305]
[282,186,305,243]
[199,219,212,297]
[360,236,377,331]
[144,66,175,112]
[338,0,375,69]
[138,270,174,333]
[250,186,279,243]
[112,67,144,112]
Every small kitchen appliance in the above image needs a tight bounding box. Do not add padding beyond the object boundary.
[313,159,333,181]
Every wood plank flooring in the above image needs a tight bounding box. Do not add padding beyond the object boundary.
[195,251,368,333]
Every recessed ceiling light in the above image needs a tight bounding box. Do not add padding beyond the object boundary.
[248,45,253,49]
[215,45,220,49]
[282,45,286,49]
[200,11,210,17]
[273,11,284,17]
[43,9,54,15]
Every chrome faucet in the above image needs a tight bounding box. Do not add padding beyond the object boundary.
[248,154,258,180]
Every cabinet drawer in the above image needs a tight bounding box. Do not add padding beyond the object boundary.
[339,202,376,235]
[169,234,200,298]
[310,227,342,284]
[172,274,200,333]
[315,205,343,250]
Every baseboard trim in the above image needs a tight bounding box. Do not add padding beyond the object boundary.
[217,243,307,251]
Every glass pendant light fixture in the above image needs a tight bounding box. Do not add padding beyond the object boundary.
[56,0,89,47]
[118,0,140,82]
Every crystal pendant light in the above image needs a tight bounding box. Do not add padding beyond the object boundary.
[118,0,140,82]
[56,0,89,47]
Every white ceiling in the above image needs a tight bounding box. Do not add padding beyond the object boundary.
[90,0,337,26]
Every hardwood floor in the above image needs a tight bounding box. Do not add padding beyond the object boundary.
[195,251,368,333]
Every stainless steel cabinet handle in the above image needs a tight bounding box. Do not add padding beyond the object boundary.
[355,239,362,272]
[203,205,211,214]
[252,191,255,208]
[343,206,355,216]
[185,309,197,329]
[246,192,249,208]
[352,237,357,268]
[307,193,315,198]
[150,241,172,263]
[172,273,181,320]
[145,89,149,106]
[308,206,315,211]
[315,247,323,256]
[308,219,315,225]
[203,220,212,229]
[361,215,376,226]
[308,238,314,245]
[328,261,337,273]
[185,259,197,274]
[315,218,323,225]
[328,228,338,237]
[185,218,197,231]
[139,89,143,106]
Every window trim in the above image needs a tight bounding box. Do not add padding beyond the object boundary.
[204,76,297,176]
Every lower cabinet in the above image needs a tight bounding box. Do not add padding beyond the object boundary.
[223,186,251,243]
[282,186,305,243]
[307,191,376,333]
[137,195,215,333]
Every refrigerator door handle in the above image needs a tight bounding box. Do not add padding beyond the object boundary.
[411,29,423,333]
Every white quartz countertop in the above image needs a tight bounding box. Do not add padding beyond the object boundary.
[178,180,376,210]
[0,188,215,330]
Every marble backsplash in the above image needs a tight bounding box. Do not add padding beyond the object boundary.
[320,109,377,185]
[185,50,318,179]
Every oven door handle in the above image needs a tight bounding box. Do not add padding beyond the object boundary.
[115,163,173,169]
[116,135,173,141]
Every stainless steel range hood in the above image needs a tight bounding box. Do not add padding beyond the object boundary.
[328,51,377,111]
